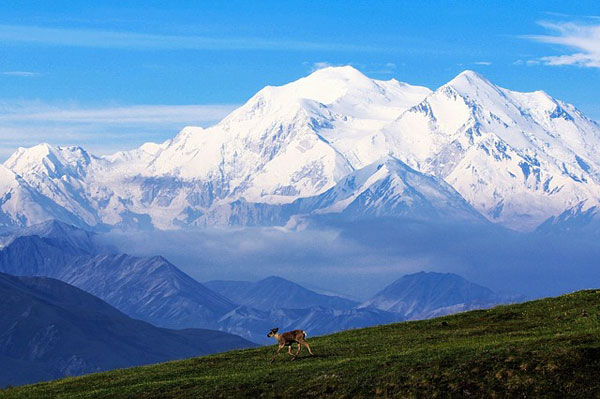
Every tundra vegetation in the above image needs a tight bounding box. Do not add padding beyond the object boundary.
[1,290,599,398]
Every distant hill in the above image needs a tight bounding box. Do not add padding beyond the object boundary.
[0,272,254,387]
[216,305,401,344]
[360,271,502,319]
[205,276,359,311]
[0,220,236,329]
[206,276,405,344]
[3,290,599,398]
[0,222,400,342]
[0,221,516,344]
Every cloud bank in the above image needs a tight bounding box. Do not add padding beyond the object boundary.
[100,219,600,300]
[525,20,600,68]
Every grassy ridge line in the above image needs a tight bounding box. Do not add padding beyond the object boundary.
[2,290,600,398]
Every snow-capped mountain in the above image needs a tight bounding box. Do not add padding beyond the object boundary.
[2,66,599,231]
[288,156,483,223]
[0,164,87,228]
[384,71,600,229]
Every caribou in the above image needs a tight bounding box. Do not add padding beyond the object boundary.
[267,328,313,362]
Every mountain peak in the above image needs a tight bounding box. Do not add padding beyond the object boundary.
[257,65,375,106]
[382,271,496,297]
[5,143,53,165]
[456,69,484,79]
[4,142,93,179]
[205,276,359,312]
[258,275,298,286]
[306,65,368,81]
[444,69,496,93]
[6,219,101,255]
[360,271,500,318]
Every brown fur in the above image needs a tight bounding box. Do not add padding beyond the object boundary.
[267,328,313,362]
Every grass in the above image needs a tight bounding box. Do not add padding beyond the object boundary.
[2,290,600,398]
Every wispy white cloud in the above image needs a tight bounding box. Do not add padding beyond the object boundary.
[0,101,238,160]
[0,103,236,124]
[0,71,41,77]
[0,24,381,52]
[524,20,600,68]
[474,61,492,66]
[311,61,336,71]
[307,61,351,72]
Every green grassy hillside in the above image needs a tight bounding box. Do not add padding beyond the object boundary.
[2,290,600,398]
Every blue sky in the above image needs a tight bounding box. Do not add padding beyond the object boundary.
[0,1,599,158]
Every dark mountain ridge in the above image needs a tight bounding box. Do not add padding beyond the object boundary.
[0,221,236,330]
[0,272,254,387]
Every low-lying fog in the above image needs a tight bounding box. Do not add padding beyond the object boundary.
[99,219,600,300]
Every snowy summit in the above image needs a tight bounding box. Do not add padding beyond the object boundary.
[1,66,599,231]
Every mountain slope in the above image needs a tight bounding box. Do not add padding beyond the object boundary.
[289,156,484,223]
[0,166,86,229]
[536,202,600,236]
[59,254,236,329]
[360,272,502,319]
[4,290,599,398]
[0,272,254,387]
[385,71,600,229]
